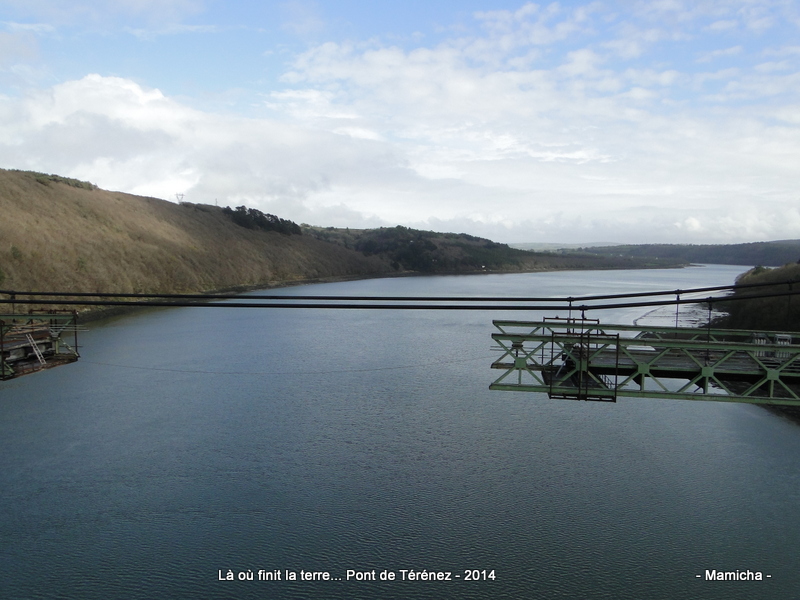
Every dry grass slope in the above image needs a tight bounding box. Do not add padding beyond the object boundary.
[0,169,389,297]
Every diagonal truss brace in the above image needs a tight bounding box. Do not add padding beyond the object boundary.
[491,319,800,406]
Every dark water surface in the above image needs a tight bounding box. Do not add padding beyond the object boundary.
[2,266,800,599]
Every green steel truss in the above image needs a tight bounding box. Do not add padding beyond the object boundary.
[490,319,800,405]
[1,312,80,380]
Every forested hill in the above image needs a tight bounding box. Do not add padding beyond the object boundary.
[719,263,800,419]
[719,264,800,332]
[303,225,681,273]
[569,241,800,267]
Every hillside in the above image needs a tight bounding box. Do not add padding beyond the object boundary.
[0,168,685,310]
[567,241,800,267]
[718,263,800,332]
[717,263,800,419]
[304,225,680,273]
[0,169,390,297]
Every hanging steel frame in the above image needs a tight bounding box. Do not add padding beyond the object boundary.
[490,319,800,406]
[0,311,80,380]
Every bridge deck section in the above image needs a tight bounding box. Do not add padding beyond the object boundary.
[490,320,800,405]
[1,312,80,380]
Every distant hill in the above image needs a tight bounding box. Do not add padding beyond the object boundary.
[303,225,680,273]
[567,241,800,267]
[509,242,620,251]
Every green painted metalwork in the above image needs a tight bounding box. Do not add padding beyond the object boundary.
[0,312,80,380]
[0,356,13,379]
[490,319,800,406]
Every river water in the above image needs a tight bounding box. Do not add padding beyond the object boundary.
[2,265,799,600]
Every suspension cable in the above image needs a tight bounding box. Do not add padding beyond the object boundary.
[1,283,799,312]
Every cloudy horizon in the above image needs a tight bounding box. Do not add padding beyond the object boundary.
[1,0,799,244]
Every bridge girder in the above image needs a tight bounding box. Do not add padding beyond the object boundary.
[491,319,800,406]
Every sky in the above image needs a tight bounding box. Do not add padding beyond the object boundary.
[1,0,799,244]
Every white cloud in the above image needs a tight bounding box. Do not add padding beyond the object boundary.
[280,0,326,39]
[2,2,800,244]
[707,19,738,32]
[0,74,424,221]
[676,216,703,232]
[474,1,589,47]
[243,24,800,243]
[2,21,57,34]
[764,45,800,57]
[696,45,743,63]
[0,31,38,66]
[738,4,775,32]
[124,23,217,40]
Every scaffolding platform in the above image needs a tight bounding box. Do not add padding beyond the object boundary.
[1,311,80,380]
